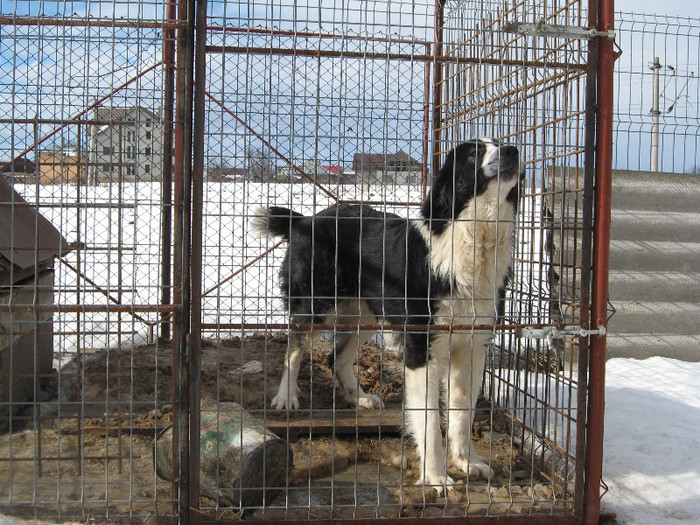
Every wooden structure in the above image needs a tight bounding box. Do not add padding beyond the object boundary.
[0,176,70,427]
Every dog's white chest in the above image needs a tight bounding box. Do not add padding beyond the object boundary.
[419,194,516,300]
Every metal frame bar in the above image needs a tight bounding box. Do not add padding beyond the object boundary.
[583,0,615,523]
[0,0,613,520]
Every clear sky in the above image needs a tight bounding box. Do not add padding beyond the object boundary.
[614,0,697,18]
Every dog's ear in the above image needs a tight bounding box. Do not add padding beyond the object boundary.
[505,176,522,208]
[421,145,476,231]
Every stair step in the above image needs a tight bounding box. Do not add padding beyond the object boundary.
[610,210,700,242]
[611,170,700,212]
[607,301,700,335]
[609,271,700,302]
[608,240,700,272]
[606,333,700,361]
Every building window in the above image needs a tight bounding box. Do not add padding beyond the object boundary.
[102,146,114,155]
[127,166,135,176]
[127,146,134,159]
[146,119,152,127]
[127,131,134,141]
[146,131,152,139]
[145,164,151,173]
[145,147,151,156]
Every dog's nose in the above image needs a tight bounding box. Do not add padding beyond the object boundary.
[500,145,519,159]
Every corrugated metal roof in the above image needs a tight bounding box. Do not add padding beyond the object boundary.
[0,176,70,270]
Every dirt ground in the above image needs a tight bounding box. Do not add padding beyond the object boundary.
[0,334,571,522]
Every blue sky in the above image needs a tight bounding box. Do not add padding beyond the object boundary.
[615,0,697,18]
[1,1,699,172]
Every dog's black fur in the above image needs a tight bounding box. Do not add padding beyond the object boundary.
[258,139,522,369]
[253,138,524,489]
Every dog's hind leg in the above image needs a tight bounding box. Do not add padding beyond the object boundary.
[332,331,383,409]
[445,333,494,480]
[271,331,307,410]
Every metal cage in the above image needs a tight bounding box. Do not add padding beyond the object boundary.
[0,0,614,523]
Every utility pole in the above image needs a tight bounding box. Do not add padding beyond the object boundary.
[650,57,661,172]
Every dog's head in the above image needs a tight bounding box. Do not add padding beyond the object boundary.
[421,138,524,230]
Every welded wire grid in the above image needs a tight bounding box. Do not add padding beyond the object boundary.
[199,0,593,521]
[1,1,177,521]
[0,0,608,522]
[614,12,700,172]
[201,1,436,521]
[436,0,591,515]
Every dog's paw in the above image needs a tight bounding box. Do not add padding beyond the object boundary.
[271,388,301,410]
[414,474,456,496]
[452,456,495,480]
[356,392,383,409]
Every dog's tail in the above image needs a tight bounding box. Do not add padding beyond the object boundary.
[250,206,304,240]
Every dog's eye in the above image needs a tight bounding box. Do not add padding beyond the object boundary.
[467,152,477,162]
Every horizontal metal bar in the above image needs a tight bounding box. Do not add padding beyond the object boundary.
[21,203,137,209]
[201,322,565,333]
[0,304,177,313]
[208,513,580,525]
[0,16,184,30]
[0,119,136,125]
[0,455,141,462]
[206,45,588,70]
[206,24,432,47]
[337,199,423,207]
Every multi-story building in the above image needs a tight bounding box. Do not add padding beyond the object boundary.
[88,107,163,184]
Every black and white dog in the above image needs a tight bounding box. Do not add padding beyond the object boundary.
[252,138,523,492]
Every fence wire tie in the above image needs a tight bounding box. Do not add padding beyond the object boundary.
[518,325,607,340]
[504,21,616,41]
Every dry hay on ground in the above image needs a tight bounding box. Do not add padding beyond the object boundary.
[0,334,568,522]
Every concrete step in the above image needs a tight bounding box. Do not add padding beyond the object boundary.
[611,170,700,212]
[609,271,700,302]
[607,301,700,336]
[608,240,700,272]
[606,333,700,361]
[610,210,700,242]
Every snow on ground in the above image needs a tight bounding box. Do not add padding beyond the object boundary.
[488,357,700,525]
[601,357,700,525]
[10,183,700,523]
[14,181,544,355]
[1,357,696,525]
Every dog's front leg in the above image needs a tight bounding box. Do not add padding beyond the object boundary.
[445,335,494,480]
[405,364,453,495]
[271,332,305,409]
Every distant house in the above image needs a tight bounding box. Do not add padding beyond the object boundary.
[0,157,36,184]
[353,150,422,185]
[277,161,345,184]
[88,107,163,184]
[207,166,249,183]
[37,145,86,184]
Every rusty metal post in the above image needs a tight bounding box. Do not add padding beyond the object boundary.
[422,43,432,200]
[188,0,207,521]
[431,0,446,176]
[161,0,176,342]
[575,0,600,516]
[583,0,615,523]
[172,0,195,520]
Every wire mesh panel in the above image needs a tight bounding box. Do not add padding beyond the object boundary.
[199,0,594,522]
[614,12,700,172]
[0,0,612,522]
[438,0,593,517]
[0,1,180,521]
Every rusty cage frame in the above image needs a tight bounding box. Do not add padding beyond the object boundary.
[0,0,614,523]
